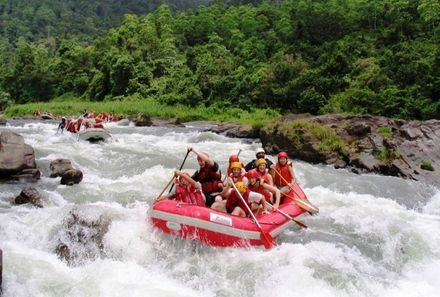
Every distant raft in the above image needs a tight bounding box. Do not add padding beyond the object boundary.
[149,184,315,248]
[77,128,112,142]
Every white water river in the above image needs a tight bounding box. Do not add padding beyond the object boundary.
[1,120,439,297]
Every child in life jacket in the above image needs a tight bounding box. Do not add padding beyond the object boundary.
[213,161,248,203]
[211,179,269,217]
[246,169,281,211]
[157,170,205,206]
[272,151,296,197]
[255,158,274,186]
[228,181,269,217]
[226,154,245,176]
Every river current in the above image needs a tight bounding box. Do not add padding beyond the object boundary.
[1,120,439,297]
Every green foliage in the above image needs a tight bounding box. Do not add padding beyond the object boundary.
[4,98,280,126]
[0,0,440,121]
[281,120,345,154]
[376,126,393,138]
[420,160,434,171]
[375,147,401,162]
[0,91,12,111]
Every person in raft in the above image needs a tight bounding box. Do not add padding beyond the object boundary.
[188,146,223,207]
[156,170,205,206]
[211,179,269,217]
[56,117,67,134]
[213,161,248,204]
[244,148,274,171]
[272,151,296,197]
[246,169,281,211]
[255,158,274,186]
[226,154,245,176]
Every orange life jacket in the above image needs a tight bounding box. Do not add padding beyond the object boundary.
[258,170,272,185]
[226,189,250,214]
[274,162,293,187]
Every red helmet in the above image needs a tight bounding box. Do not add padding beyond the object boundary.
[229,154,239,162]
[278,152,288,159]
[246,169,259,179]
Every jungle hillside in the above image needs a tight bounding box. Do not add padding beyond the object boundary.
[1,0,440,120]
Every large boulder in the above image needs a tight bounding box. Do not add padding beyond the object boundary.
[0,130,36,177]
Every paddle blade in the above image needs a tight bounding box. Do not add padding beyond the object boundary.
[294,198,319,215]
[293,219,308,229]
[260,231,276,250]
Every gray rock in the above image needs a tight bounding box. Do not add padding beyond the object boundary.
[0,130,36,177]
[14,187,43,207]
[11,168,41,183]
[257,114,440,186]
[60,169,83,186]
[49,159,74,177]
[132,112,152,126]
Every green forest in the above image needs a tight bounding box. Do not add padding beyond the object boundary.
[1,0,440,120]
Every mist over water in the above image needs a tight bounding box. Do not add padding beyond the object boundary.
[1,120,439,297]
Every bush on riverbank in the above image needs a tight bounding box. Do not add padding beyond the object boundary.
[3,96,280,126]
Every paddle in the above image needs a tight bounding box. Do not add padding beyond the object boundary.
[230,181,276,250]
[169,149,191,193]
[273,168,319,215]
[154,174,176,203]
[265,202,307,229]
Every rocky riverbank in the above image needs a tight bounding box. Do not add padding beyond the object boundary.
[209,114,440,187]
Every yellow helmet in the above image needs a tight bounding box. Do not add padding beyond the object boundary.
[230,161,242,170]
[256,158,266,167]
[235,181,247,193]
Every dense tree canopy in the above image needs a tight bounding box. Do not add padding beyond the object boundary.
[0,0,439,120]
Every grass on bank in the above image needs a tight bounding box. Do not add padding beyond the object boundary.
[280,119,345,154]
[4,97,280,126]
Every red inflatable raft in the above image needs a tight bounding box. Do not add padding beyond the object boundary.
[149,184,316,249]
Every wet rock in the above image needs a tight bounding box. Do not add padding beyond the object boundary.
[0,130,36,177]
[346,123,371,137]
[60,169,83,186]
[132,112,152,126]
[211,122,259,138]
[14,187,43,207]
[55,208,110,266]
[152,117,185,127]
[49,159,74,177]
[258,114,440,186]
[11,168,41,182]
[334,159,347,169]
[49,159,83,185]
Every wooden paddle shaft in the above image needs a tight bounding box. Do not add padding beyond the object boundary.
[155,175,176,202]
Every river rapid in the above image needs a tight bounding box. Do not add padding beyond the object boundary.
[1,120,439,297]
